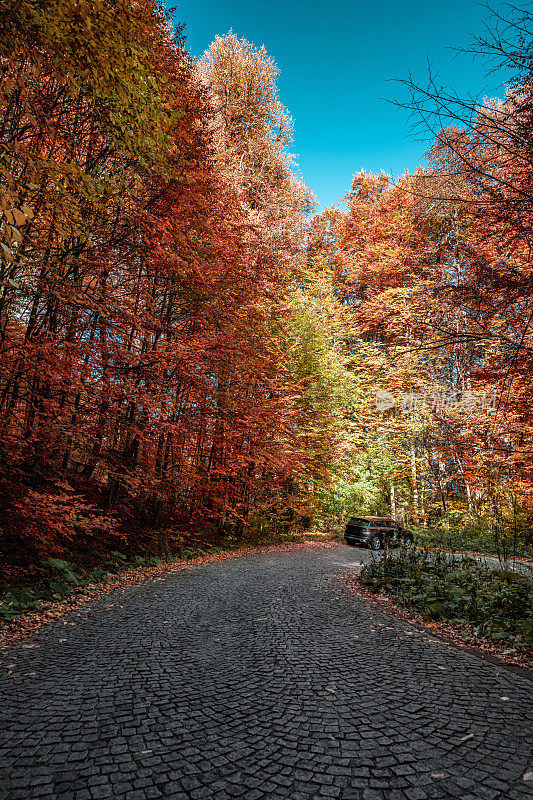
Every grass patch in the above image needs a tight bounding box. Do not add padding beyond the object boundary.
[360,548,533,651]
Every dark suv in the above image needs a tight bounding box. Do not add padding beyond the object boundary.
[344,516,413,550]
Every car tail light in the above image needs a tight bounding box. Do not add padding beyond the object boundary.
[362,528,370,533]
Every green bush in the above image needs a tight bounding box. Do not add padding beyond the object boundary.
[360,548,533,650]
[0,587,40,621]
[42,558,82,585]
[1,558,84,619]
[87,567,110,583]
[413,526,533,559]
[109,551,128,561]
[180,547,205,560]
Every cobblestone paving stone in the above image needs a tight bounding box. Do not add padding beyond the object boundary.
[1,544,532,800]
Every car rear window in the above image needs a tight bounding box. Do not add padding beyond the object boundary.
[349,518,373,526]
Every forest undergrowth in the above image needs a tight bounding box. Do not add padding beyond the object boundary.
[359,548,533,657]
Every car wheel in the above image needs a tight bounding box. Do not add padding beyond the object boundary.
[369,536,382,551]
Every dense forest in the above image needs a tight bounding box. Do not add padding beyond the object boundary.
[1,0,532,577]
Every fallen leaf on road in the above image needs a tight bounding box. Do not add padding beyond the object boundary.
[325,688,336,694]
[437,666,447,670]
[431,773,445,780]
[500,697,510,701]
[523,773,533,781]
[21,644,38,649]
[460,733,475,742]
[256,618,267,621]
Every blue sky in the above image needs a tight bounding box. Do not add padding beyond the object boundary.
[171,0,510,212]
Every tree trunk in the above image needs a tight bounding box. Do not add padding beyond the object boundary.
[410,443,419,524]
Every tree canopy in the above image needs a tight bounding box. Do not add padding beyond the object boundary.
[1,1,532,575]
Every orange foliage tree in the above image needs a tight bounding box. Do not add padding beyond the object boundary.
[0,3,333,573]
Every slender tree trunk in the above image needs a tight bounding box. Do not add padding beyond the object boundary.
[437,457,449,529]
[465,482,474,522]
[390,479,396,520]
[410,442,419,524]
[419,476,426,526]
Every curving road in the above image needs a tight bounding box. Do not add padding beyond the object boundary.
[1,543,532,800]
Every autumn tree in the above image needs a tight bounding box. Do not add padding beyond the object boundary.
[0,7,344,575]
[390,5,533,528]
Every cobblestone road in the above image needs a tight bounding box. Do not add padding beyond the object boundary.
[1,544,532,800]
